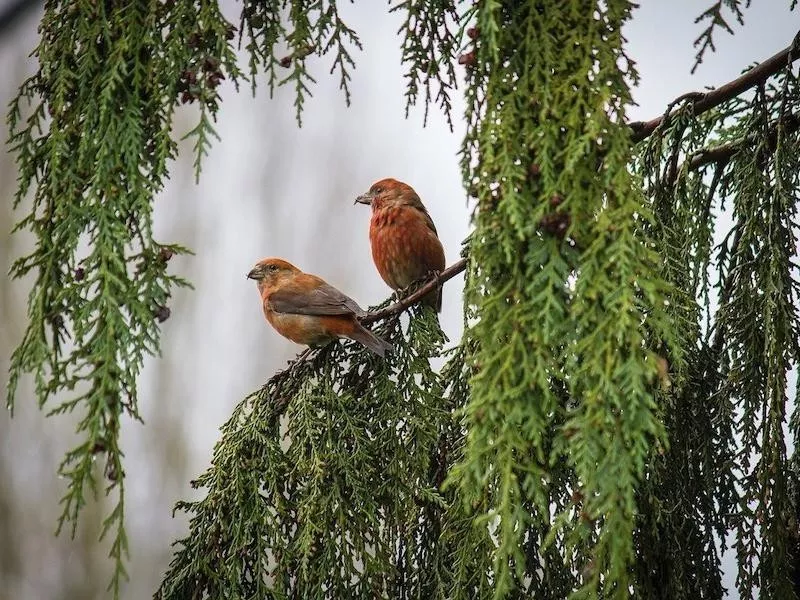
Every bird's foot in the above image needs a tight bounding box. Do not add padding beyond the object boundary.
[398,272,438,298]
[424,269,441,282]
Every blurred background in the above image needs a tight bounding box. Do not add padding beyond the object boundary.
[0,2,796,598]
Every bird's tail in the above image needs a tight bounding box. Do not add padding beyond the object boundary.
[422,285,443,313]
[350,323,393,358]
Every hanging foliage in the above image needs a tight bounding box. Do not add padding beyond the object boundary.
[6,1,800,598]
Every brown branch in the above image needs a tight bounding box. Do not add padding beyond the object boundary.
[629,36,800,143]
[361,258,468,325]
[685,139,744,172]
[684,111,800,172]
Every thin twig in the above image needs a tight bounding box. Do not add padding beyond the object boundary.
[286,347,313,366]
[629,36,800,143]
[361,258,468,325]
[709,225,743,355]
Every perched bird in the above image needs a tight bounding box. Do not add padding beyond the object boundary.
[355,178,446,311]
[247,258,392,357]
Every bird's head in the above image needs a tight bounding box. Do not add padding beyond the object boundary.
[354,178,424,212]
[247,257,300,292]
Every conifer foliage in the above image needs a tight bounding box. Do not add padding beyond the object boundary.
[7,0,239,593]
[6,1,800,599]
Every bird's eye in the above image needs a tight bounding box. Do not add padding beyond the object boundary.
[373,186,383,194]
[268,264,279,272]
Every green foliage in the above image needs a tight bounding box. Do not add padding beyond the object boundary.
[452,2,678,598]
[391,0,462,127]
[155,307,462,599]
[6,0,240,593]
[692,2,797,71]
[240,0,363,124]
[239,0,462,123]
[7,1,800,600]
[633,58,800,599]
[719,79,799,600]
[633,99,735,600]
[692,1,747,73]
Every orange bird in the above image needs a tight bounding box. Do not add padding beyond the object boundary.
[247,258,392,357]
[355,178,446,311]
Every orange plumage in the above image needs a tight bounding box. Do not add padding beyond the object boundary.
[247,258,392,357]
[355,178,446,311]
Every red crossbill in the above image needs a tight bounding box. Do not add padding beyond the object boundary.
[355,178,446,311]
[247,258,392,357]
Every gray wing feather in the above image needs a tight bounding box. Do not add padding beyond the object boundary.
[268,284,365,317]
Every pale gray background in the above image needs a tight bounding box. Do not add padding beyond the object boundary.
[0,2,797,598]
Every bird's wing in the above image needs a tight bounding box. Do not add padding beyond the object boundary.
[268,278,365,317]
[406,193,439,236]
[419,207,438,236]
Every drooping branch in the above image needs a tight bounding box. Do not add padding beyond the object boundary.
[684,112,800,172]
[629,35,800,143]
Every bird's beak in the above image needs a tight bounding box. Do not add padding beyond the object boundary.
[246,267,260,280]
[354,192,374,206]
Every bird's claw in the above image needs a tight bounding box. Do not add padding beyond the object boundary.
[406,271,441,295]
[397,271,438,299]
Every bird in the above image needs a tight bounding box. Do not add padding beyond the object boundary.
[247,257,392,357]
[355,178,446,312]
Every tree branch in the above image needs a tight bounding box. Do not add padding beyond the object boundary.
[684,111,800,172]
[361,258,468,325]
[629,35,800,143]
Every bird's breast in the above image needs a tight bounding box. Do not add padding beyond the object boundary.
[369,207,445,290]
[371,207,402,229]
